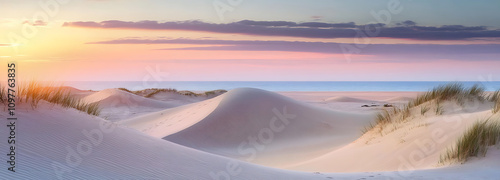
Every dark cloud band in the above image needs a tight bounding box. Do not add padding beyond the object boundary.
[88,38,500,56]
[64,20,500,40]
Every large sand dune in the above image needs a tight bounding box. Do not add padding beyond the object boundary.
[123,88,373,167]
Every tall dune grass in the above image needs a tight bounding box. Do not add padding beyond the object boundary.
[489,90,500,101]
[420,106,430,115]
[368,83,486,133]
[0,85,6,104]
[1,81,100,116]
[408,83,484,108]
[439,118,500,164]
[489,90,500,114]
[494,100,500,114]
[117,87,134,94]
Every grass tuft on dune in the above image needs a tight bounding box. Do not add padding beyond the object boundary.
[489,90,500,114]
[117,87,227,98]
[439,118,500,164]
[0,86,6,104]
[117,87,135,94]
[118,88,178,97]
[144,88,178,98]
[1,81,100,116]
[368,83,487,133]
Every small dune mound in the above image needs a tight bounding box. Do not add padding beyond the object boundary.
[58,86,94,99]
[147,91,206,103]
[324,96,376,103]
[83,89,174,108]
[116,88,227,105]
[82,89,177,120]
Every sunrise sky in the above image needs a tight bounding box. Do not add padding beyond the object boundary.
[1,0,500,81]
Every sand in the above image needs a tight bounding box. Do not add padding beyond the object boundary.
[2,88,499,179]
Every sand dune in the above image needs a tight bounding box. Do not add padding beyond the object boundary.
[324,96,378,103]
[120,95,222,137]
[46,86,94,99]
[124,88,374,167]
[146,90,212,105]
[82,89,178,120]
[82,88,227,121]
[82,88,175,108]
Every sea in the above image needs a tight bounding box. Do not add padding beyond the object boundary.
[62,81,500,92]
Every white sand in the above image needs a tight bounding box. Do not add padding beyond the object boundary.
[2,88,499,179]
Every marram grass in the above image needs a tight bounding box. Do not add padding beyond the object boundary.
[367,83,488,133]
[1,81,100,116]
[490,90,500,114]
[439,118,500,164]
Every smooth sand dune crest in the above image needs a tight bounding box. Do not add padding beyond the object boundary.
[120,95,223,138]
[134,88,374,167]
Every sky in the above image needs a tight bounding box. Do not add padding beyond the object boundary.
[1,0,500,81]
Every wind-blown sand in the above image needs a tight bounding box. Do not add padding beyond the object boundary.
[2,87,499,179]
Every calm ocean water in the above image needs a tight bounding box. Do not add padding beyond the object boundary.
[62,81,500,92]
